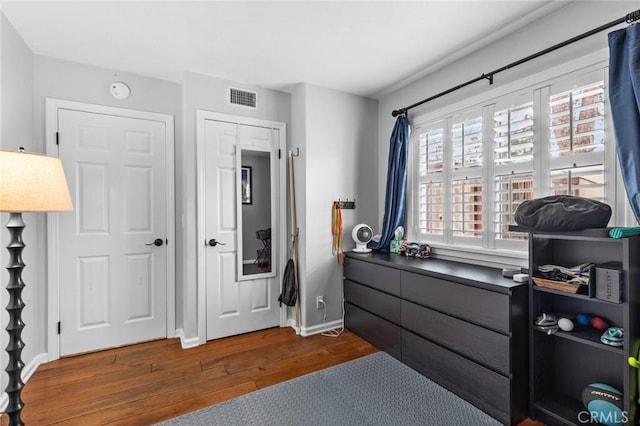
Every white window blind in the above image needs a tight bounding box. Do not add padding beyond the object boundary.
[452,115,483,170]
[418,126,445,174]
[493,102,534,165]
[494,173,534,241]
[550,164,605,200]
[548,79,606,201]
[416,123,446,238]
[549,82,605,158]
[450,111,484,242]
[492,99,534,244]
[418,181,444,235]
[451,177,483,238]
[409,64,623,262]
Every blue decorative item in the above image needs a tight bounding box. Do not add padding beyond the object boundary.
[576,313,591,326]
[601,327,624,347]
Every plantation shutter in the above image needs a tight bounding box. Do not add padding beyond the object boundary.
[548,77,606,201]
[416,123,445,240]
[493,99,535,245]
[452,177,483,238]
[450,111,483,243]
[494,173,533,241]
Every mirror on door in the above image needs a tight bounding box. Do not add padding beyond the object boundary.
[237,148,275,280]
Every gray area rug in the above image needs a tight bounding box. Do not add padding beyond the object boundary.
[159,351,501,425]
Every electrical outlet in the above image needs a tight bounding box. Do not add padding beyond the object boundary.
[316,296,325,309]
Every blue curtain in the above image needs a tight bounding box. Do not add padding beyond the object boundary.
[369,114,410,251]
[609,24,640,224]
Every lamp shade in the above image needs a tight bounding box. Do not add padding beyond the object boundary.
[0,150,73,212]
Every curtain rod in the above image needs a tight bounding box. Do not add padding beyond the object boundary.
[391,8,640,117]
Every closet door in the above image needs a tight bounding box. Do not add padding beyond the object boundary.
[202,118,281,340]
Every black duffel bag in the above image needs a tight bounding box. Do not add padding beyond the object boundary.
[515,195,611,232]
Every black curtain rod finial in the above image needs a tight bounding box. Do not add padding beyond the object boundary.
[391,109,406,117]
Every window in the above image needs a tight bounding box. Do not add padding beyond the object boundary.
[550,164,604,200]
[416,122,446,239]
[549,82,605,158]
[452,115,483,170]
[494,172,533,242]
[450,111,484,244]
[492,99,535,246]
[418,181,444,235]
[451,177,483,238]
[493,102,534,165]
[548,80,606,201]
[410,65,622,260]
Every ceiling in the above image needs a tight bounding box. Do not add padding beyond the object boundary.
[1,1,568,98]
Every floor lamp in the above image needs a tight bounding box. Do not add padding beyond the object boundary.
[0,150,72,425]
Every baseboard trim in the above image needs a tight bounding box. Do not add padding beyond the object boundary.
[300,319,344,337]
[283,319,301,335]
[0,352,48,411]
[175,328,200,349]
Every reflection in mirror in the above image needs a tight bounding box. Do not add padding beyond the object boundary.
[240,150,272,277]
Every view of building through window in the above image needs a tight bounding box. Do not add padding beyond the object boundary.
[412,67,613,255]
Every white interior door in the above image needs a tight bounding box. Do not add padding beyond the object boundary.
[56,108,168,356]
[203,118,281,340]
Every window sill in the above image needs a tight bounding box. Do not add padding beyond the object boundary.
[426,242,528,269]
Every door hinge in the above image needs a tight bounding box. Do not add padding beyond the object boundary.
[57,321,61,334]
[278,149,281,159]
[56,132,59,145]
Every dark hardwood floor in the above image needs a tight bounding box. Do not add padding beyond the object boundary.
[2,327,543,425]
[3,327,376,425]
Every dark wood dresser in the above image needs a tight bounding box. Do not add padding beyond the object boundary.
[344,252,528,425]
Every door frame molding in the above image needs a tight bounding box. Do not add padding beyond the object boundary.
[196,110,287,344]
[45,98,176,360]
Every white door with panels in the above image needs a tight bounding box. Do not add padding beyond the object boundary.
[202,116,282,340]
[55,107,170,356]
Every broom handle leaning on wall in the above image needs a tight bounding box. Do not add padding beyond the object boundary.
[288,153,301,330]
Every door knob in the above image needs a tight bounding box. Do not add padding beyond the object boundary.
[208,239,226,247]
[145,238,164,247]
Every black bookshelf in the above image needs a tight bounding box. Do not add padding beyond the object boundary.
[528,230,639,425]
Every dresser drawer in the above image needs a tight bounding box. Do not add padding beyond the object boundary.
[402,300,509,375]
[344,257,400,296]
[345,302,401,359]
[402,330,510,425]
[401,271,510,333]
[345,280,400,325]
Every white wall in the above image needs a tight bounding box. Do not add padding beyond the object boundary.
[32,56,183,335]
[19,60,294,354]
[377,1,639,227]
[291,83,378,331]
[0,6,380,383]
[0,12,36,394]
[0,47,185,394]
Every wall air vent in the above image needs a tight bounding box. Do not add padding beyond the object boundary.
[229,87,258,108]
